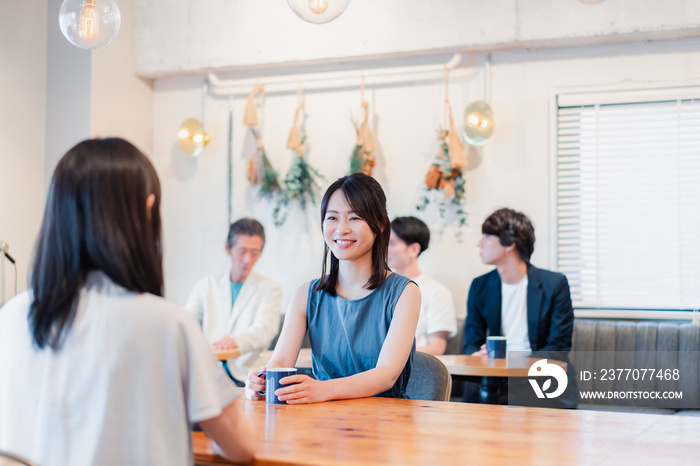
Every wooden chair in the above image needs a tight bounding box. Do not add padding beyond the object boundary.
[405,351,452,401]
[0,451,37,466]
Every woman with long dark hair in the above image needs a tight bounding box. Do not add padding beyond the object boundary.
[245,173,420,403]
[0,138,256,465]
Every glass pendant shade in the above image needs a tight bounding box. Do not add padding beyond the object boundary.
[287,0,350,24]
[59,0,121,49]
[178,118,210,157]
[463,100,495,146]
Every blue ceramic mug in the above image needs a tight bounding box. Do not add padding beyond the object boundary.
[486,336,507,359]
[257,368,298,404]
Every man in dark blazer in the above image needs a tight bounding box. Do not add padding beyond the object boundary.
[463,208,577,408]
[463,265,574,355]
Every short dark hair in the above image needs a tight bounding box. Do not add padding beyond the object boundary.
[227,218,265,249]
[316,173,390,295]
[30,138,163,351]
[482,208,535,262]
[390,216,430,256]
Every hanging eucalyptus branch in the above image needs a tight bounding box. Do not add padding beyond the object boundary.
[246,128,280,200]
[273,102,324,226]
[243,82,281,200]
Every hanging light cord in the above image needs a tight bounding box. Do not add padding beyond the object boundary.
[444,64,451,129]
[484,52,492,104]
[12,260,16,298]
[227,108,233,225]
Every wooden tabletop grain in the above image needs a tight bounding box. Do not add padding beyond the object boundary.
[259,349,564,378]
[435,354,567,377]
[193,395,700,465]
[213,347,241,361]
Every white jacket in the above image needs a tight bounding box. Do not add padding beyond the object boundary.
[185,267,282,381]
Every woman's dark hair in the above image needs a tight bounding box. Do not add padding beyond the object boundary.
[29,138,163,351]
[316,173,390,295]
[390,216,430,255]
[482,208,535,262]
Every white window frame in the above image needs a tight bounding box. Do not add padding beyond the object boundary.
[549,82,700,320]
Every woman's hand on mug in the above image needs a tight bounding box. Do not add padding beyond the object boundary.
[244,366,266,401]
[275,375,326,404]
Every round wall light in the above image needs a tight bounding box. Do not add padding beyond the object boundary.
[178,118,210,157]
[463,100,495,146]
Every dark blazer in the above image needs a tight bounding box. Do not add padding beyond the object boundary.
[463,264,574,355]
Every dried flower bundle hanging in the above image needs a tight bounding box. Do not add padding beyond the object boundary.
[416,66,468,228]
[349,76,377,176]
[243,81,280,199]
[273,97,324,226]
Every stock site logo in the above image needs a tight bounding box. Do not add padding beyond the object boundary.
[528,359,568,399]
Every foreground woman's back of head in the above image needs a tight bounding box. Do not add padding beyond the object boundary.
[30,137,163,350]
[0,138,256,465]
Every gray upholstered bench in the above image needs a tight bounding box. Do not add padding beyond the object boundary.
[572,319,700,414]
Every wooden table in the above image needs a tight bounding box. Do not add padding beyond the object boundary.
[214,347,241,361]
[258,351,565,404]
[213,348,242,382]
[259,351,566,377]
[193,395,700,465]
[435,354,566,377]
[436,354,568,404]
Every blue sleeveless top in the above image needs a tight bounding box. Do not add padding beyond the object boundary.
[306,273,415,398]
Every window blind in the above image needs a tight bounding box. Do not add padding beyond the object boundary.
[556,97,700,311]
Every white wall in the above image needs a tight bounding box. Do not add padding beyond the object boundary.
[45,0,92,188]
[91,0,154,154]
[138,1,700,319]
[0,1,48,302]
[135,0,700,77]
[4,1,699,318]
[150,36,700,319]
[0,0,153,304]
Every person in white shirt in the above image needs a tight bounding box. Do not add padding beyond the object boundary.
[185,218,282,385]
[0,138,256,466]
[388,216,457,355]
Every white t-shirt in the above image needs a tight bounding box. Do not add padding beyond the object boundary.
[0,272,238,466]
[412,274,458,348]
[501,276,531,352]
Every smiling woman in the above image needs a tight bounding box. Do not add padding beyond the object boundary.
[318,173,389,296]
[245,173,421,404]
[322,190,377,269]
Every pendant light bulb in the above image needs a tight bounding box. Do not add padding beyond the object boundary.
[79,1,98,40]
[287,0,350,24]
[59,0,121,49]
[308,0,329,14]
